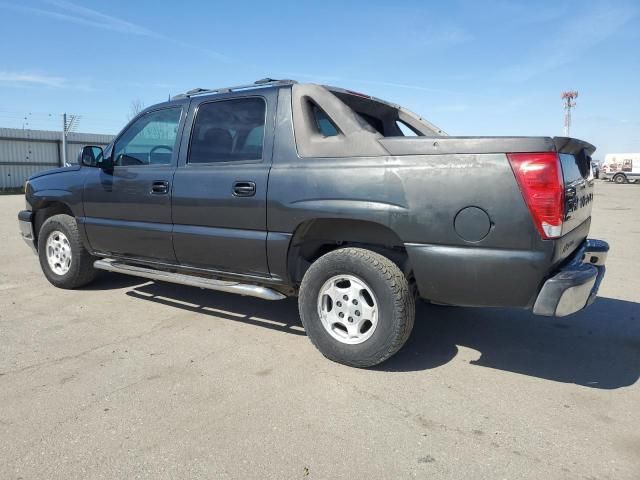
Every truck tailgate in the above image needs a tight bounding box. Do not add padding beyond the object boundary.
[554,137,595,236]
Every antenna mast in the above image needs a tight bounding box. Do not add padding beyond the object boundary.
[61,113,81,166]
[561,90,578,137]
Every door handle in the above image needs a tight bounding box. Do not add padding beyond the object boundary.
[232,181,256,197]
[151,180,169,194]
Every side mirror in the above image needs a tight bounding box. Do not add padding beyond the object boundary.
[80,146,114,171]
[79,146,104,167]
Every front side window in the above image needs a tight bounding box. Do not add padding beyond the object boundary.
[113,107,182,166]
[189,97,266,164]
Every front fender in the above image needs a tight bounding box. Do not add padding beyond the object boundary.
[28,189,81,215]
[27,167,87,217]
[26,169,88,249]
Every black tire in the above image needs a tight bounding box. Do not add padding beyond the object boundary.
[613,173,627,184]
[37,214,97,289]
[298,247,415,368]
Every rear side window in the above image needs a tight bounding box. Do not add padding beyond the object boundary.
[189,97,266,163]
[312,104,339,137]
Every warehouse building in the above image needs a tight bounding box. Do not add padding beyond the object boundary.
[0,128,114,189]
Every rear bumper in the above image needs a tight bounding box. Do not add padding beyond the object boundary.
[532,239,608,316]
[18,210,37,254]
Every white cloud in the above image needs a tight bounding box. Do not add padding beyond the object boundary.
[0,0,230,61]
[43,0,158,36]
[0,71,67,88]
[0,70,94,91]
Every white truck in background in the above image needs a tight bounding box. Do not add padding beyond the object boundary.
[602,153,640,183]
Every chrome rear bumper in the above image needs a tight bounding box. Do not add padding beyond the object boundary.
[533,239,608,317]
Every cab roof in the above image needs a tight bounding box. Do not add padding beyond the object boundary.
[171,78,296,100]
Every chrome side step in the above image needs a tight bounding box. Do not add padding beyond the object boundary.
[93,259,286,301]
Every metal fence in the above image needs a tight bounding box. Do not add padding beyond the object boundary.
[0,128,114,189]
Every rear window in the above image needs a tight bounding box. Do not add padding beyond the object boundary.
[559,153,589,184]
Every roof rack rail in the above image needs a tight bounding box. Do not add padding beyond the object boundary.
[171,78,296,100]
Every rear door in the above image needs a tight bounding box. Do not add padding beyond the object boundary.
[171,91,277,275]
[83,103,186,261]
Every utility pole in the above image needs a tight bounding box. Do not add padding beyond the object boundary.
[61,113,80,166]
[561,90,578,137]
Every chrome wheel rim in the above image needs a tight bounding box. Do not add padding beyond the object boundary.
[46,230,72,275]
[317,274,378,345]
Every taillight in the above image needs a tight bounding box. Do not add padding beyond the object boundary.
[507,152,564,239]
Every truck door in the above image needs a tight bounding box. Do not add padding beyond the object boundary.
[171,91,276,275]
[82,103,187,261]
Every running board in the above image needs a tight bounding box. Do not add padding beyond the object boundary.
[93,259,286,301]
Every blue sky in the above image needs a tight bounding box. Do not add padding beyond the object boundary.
[0,0,638,158]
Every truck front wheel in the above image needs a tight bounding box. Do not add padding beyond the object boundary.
[298,248,415,367]
[37,214,97,289]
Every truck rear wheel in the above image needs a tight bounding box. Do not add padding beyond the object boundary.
[298,248,415,367]
[38,214,97,289]
[613,173,627,184]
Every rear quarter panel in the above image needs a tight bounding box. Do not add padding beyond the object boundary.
[268,153,537,248]
[268,151,558,307]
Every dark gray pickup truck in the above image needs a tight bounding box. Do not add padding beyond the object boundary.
[18,78,608,367]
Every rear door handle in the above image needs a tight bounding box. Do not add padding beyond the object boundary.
[151,180,169,194]
[232,181,256,197]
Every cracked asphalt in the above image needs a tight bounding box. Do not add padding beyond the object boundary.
[1,181,639,479]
